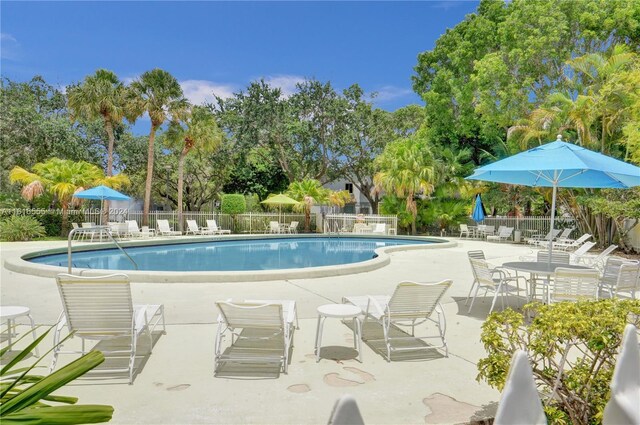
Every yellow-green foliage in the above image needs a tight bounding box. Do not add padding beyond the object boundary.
[478,300,640,425]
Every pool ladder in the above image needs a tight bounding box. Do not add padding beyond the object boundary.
[67,226,138,274]
[323,221,342,238]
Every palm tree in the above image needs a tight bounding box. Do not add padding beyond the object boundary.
[285,179,333,232]
[374,137,436,235]
[166,105,223,231]
[67,69,132,224]
[129,69,187,225]
[9,158,129,235]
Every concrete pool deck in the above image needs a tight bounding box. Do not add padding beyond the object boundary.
[1,237,540,424]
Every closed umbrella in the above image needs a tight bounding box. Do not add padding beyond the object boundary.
[472,194,487,223]
[467,136,640,259]
[73,185,131,225]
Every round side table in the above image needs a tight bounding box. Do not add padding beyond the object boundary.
[315,304,362,363]
[0,306,39,356]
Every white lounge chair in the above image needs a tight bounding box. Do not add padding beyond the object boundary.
[343,280,452,361]
[494,350,546,425]
[371,223,386,235]
[553,233,591,251]
[487,227,513,243]
[328,395,365,425]
[555,227,575,241]
[550,268,600,303]
[185,219,213,235]
[50,273,166,384]
[603,324,640,425]
[157,219,182,236]
[204,219,231,235]
[578,244,618,269]
[214,300,296,375]
[459,224,471,238]
[526,228,561,246]
[126,220,155,238]
[569,241,597,264]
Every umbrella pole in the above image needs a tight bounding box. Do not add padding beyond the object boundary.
[548,174,558,267]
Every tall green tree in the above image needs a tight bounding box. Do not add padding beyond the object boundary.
[67,69,133,224]
[285,179,348,232]
[166,105,224,231]
[374,136,437,235]
[129,69,187,225]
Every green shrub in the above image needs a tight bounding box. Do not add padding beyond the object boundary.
[477,300,640,425]
[221,194,246,215]
[244,193,261,212]
[0,215,46,241]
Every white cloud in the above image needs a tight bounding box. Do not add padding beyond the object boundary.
[179,80,236,105]
[371,85,414,102]
[262,74,306,97]
[1,33,20,60]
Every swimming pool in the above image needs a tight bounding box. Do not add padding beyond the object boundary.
[28,237,436,271]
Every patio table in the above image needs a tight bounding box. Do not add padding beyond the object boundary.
[501,261,594,303]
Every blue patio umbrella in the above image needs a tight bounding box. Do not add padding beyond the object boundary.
[467,136,640,256]
[472,194,487,223]
[74,185,131,224]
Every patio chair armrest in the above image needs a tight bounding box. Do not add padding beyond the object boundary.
[366,296,386,319]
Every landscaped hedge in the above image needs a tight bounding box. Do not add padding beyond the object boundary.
[220,194,246,215]
[0,209,85,237]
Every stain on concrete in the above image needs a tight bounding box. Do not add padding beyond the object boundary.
[423,393,482,424]
[153,382,163,387]
[324,373,360,387]
[166,384,191,391]
[287,384,311,393]
[343,367,375,382]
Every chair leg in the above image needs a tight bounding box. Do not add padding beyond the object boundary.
[383,320,391,362]
[468,284,482,314]
[27,314,39,357]
[464,280,477,305]
[489,283,503,314]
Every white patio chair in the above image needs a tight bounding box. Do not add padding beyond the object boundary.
[494,350,546,425]
[468,259,526,314]
[603,324,640,425]
[327,395,365,425]
[287,221,299,234]
[553,233,591,251]
[459,224,470,238]
[483,225,496,238]
[205,219,231,235]
[536,250,571,264]
[214,300,296,375]
[600,258,640,299]
[269,221,281,234]
[371,223,386,235]
[550,268,600,303]
[343,280,452,361]
[50,273,166,384]
[487,227,513,243]
[157,219,182,236]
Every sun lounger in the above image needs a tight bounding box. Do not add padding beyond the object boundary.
[51,273,166,384]
[204,219,231,235]
[157,219,182,236]
[343,280,452,361]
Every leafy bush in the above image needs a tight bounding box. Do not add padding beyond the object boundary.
[0,215,46,241]
[244,193,262,212]
[220,194,247,215]
[478,300,640,425]
[1,327,114,424]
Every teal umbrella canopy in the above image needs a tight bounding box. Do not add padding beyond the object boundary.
[467,137,640,261]
[73,185,130,201]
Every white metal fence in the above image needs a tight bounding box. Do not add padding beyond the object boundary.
[323,213,398,235]
[467,216,577,235]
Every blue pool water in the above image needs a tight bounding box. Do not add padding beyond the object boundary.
[29,237,434,272]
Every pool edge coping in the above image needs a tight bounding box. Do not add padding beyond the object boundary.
[4,234,457,282]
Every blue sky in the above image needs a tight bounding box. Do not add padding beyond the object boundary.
[2,1,478,128]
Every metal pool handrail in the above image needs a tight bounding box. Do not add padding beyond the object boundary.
[67,227,138,274]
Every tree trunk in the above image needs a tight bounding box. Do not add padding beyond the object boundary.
[103,119,116,226]
[142,124,158,226]
[177,148,188,232]
[411,216,417,235]
[305,209,311,233]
